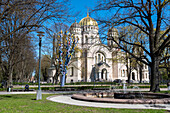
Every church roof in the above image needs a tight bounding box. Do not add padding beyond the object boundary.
[70,21,81,28]
[79,13,98,26]
[108,27,118,33]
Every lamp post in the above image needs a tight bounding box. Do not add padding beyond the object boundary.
[36,31,44,100]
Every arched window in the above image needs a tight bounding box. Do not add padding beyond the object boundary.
[70,67,74,77]
[76,36,78,42]
[122,70,125,77]
[98,54,101,63]
[145,73,147,79]
[96,52,106,63]
[85,36,88,43]
[132,72,135,80]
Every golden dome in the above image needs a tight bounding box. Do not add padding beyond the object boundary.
[79,13,98,26]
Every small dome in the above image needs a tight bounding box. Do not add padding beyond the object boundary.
[108,27,118,33]
[79,14,98,26]
[70,21,81,28]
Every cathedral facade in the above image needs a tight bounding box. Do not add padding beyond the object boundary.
[47,14,149,83]
[65,14,149,83]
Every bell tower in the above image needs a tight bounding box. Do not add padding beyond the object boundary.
[107,27,119,48]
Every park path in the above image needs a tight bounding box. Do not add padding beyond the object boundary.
[47,95,170,110]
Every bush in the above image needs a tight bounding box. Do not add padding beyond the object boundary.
[13,82,54,85]
[65,81,115,85]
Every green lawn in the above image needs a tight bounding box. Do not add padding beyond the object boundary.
[0,94,168,113]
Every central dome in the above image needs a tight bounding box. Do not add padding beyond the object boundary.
[79,14,98,26]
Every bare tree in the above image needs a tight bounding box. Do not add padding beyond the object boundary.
[160,46,170,79]
[14,35,37,82]
[93,0,170,92]
[41,55,51,81]
[0,0,70,86]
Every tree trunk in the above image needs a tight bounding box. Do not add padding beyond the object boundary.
[126,53,131,84]
[0,42,2,69]
[54,67,60,85]
[139,64,142,83]
[150,55,161,92]
[127,63,131,84]
[127,70,131,84]
[7,58,14,87]
[53,73,57,85]
[8,67,13,87]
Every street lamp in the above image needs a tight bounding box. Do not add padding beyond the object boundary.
[36,31,44,100]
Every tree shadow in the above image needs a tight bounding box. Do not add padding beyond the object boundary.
[4,95,12,98]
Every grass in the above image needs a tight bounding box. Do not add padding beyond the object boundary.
[156,90,170,94]
[0,94,168,113]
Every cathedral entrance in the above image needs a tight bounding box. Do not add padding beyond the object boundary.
[101,68,107,80]
[132,72,135,80]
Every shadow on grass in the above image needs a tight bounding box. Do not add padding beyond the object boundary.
[0,95,12,100]
[4,95,12,98]
[0,94,37,100]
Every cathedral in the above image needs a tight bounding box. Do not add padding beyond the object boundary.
[48,13,149,83]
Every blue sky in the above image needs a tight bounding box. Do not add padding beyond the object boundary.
[69,0,98,22]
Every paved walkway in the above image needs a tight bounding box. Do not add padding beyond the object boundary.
[0,90,86,95]
[47,95,170,110]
